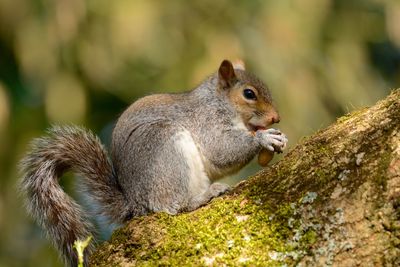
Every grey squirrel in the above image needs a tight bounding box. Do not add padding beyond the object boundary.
[19,59,288,266]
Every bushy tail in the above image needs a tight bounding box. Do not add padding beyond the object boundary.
[19,126,128,266]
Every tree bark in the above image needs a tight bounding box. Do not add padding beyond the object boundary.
[90,89,400,266]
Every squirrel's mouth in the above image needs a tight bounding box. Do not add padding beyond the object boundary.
[248,124,267,132]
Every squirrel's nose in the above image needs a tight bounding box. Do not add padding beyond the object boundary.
[270,114,280,124]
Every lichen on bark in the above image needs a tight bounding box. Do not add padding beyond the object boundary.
[90,89,400,266]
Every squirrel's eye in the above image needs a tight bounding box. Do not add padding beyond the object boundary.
[243,89,257,100]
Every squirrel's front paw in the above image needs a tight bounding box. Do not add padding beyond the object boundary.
[255,128,288,153]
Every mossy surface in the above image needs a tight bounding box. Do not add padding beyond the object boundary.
[92,193,319,266]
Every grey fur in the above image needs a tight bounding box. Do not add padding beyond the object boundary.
[19,60,287,267]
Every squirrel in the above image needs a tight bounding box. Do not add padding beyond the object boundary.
[19,59,288,266]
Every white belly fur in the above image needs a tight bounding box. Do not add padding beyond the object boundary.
[175,130,210,198]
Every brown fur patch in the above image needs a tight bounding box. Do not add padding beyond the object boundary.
[227,84,278,129]
[127,94,180,113]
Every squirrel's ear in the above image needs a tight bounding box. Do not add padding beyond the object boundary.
[232,59,245,70]
[218,60,237,88]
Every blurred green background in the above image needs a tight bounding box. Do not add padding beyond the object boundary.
[0,0,399,266]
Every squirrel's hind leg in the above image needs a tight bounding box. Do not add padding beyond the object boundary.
[186,182,231,211]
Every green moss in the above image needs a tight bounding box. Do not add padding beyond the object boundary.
[146,198,287,265]
[95,195,320,266]
[300,230,317,246]
[336,108,368,124]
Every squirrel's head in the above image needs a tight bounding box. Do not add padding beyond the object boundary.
[218,59,280,132]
